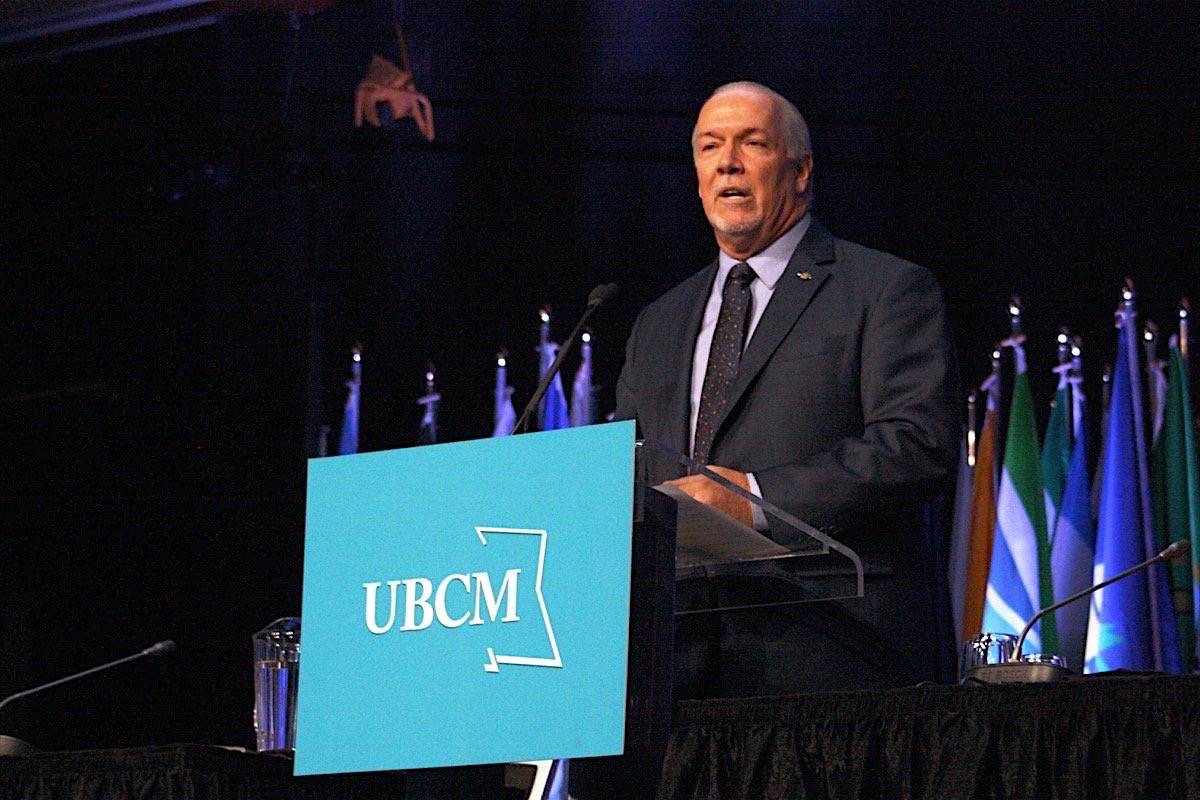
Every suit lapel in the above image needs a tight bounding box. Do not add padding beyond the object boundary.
[712,221,837,442]
[661,260,717,458]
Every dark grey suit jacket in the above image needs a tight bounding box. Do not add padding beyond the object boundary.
[613,219,960,694]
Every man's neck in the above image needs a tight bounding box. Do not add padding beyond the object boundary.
[717,213,811,264]
[716,208,809,260]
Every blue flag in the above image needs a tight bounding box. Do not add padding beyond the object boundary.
[416,369,439,445]
[337,348,362,455]
[570,334,594,428]
[492,355,517,437]
[1085,296,1181,673]
[538,315,569,431]
[1051,379,1094,671]
[946,423,975,645]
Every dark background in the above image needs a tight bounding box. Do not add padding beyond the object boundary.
[1,2,1197,749]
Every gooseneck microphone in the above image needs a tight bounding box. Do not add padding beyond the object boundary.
[1014,540,1189,660]
[0,640,176,715]
[513,283,618,434]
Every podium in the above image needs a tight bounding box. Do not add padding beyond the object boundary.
[570,442,864,799]
[296,424,863,798]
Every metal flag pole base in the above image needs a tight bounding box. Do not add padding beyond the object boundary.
[965,658,1072,684]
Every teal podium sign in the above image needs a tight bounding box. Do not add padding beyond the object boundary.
[294,421,636,775]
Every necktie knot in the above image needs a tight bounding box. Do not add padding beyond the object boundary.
[728,262,756,289]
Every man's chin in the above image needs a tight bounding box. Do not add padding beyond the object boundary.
[712,216,762,239]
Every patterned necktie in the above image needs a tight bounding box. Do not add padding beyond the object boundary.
[692,262,756,464]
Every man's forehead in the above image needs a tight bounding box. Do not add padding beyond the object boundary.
[695,91,779,135]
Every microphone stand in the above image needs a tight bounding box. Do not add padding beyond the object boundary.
[966,542,1187,684]
[513,284,617,434]
[0,640,176,754]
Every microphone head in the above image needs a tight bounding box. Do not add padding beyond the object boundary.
[1162,540,1190,560]
[144,640,177,657]
[587,283,619,308]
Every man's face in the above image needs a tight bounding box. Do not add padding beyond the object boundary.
[693,90,811,259]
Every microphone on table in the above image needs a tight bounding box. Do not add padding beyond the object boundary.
[967,541,1189,684]
[0,640,177,753]
[513,283,618,434]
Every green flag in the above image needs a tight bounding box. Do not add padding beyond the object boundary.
[983,347,1057,653]
[1151,343,1200,671]
[1042,377,1071,535]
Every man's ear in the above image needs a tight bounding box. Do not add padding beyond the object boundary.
[794,155,813,195]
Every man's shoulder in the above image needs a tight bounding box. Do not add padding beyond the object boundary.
[828,234,935,287]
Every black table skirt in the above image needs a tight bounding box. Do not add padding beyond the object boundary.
[658,675,1200,800]
[0,744,409,800]
[3,677,1197,800]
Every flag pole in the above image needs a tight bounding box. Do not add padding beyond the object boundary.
[1121,279,1166,669]
[1144,320,1161,433]
[1070,335,1084,440]
[967,392,977,468]
[1055,327,1074,447]
[1181,298,1190,359]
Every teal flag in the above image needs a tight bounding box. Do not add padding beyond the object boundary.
[1151,342,1200,671]
[1041,373,1071,533]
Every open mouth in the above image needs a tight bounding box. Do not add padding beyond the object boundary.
[718,188,750,200]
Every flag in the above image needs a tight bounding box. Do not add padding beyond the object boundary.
[947,418,975,645]
[1091,365,1113,520]
[1151,340,1200,671]
[570,333,594,427]
[492,354,517,437]
[337,347,362,455]
[416,368,439,445]
[1051,376,1094,672]
[1041,364,1071,533]
[983,344,1057,653]
[1146,324,1168,443]
[1085,293,1181,673]
[960,370,999,641]
[538,312,569,431]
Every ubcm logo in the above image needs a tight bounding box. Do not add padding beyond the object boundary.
[360,526,562,673]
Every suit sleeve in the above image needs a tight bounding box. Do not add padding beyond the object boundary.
[611,309,642,427]
[753,263,960,545]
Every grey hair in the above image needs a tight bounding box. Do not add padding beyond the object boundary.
[698,81,814,200]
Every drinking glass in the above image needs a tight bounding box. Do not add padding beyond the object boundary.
[959,632,1018,680]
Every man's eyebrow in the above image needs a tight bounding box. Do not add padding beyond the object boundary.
[696,126,769,138]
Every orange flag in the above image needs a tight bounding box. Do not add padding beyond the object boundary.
[961,371,999,641]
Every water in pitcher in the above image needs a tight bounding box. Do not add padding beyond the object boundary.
[254,658,299,751]
[252,617,300,752]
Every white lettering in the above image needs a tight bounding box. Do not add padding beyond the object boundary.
[362,580,402,635]
[434,573,472,628]
[400,577,434,631]
[471,569,521,625]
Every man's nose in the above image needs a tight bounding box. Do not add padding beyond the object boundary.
[716,143,742,173]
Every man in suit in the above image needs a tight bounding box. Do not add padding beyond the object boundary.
[613,81,959,696]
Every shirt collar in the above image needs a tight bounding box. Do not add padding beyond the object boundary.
[716,213,812,291]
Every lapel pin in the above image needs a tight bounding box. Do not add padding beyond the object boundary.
[796,271,812,280]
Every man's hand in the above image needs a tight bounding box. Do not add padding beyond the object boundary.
[665,465,753,528]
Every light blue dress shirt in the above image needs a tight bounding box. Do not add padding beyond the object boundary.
[688,214,812,530]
